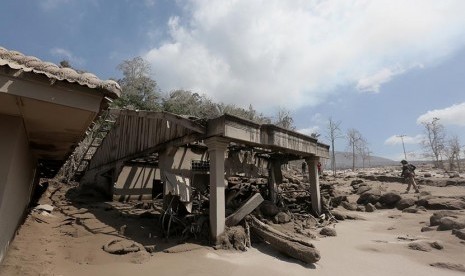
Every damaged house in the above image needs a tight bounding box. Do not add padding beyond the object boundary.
[0,47,121,262]
[79,109,330,243]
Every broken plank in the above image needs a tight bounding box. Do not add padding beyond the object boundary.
[225,193,264,227]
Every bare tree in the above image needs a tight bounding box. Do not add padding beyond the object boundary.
[358,137,370,168]
[447,135,462,172]
[326,118,343,176]
[422,117,446,168]
[274,107,295,130]
[346,128,362,171]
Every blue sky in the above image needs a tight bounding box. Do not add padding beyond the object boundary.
[2,0,465,161]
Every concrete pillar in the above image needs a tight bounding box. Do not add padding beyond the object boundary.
[268,159,283,204]
[306,156,321,216]
[205,137,229,242]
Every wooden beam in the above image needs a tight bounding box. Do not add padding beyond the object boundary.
[225,193,264,227]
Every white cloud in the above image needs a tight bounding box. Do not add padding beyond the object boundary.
[384,134,424,145]
[417,102,465,126]
[50,48,85,66]
[144,0,465,110]
[357,64,423,93]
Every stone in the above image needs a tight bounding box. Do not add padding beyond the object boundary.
[396,198,416,210]
[430,263,465,273]
[356,186,371,195]
[320,227,337,237]
[452,229,465,240]
[260,201,280,217]
[402,207,418,213]
[430,211,459,226]
[421,226,436,232]
[341,201,358,211]
[357,189,382,205]
[379,192,402,207]
[424,173,432,177]
[426,198,465,210]
[437,217,465,231]
[331,209,347,220]
[350,179,364,186]
[273,212,291,224]
[365,203,376,212]
[408,241,431,252]
[429,241,444,250]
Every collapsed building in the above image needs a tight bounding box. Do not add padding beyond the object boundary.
[79,109,330,242]
[0,47,121,263]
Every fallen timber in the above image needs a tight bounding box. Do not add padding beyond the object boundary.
[248,215,321,264]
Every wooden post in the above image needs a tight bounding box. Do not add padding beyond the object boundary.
[306,156,321,215]
[159,147,177,209]
[268,159,283,204]
[205,137,229,243]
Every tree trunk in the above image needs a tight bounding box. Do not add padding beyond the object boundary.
[248,216,320,264]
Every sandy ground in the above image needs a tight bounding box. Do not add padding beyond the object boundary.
[1,170,465,276]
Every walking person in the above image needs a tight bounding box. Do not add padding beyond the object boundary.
[400,160,419,193]
[301,161,307,176]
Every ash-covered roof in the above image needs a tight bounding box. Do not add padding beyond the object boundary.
[0,46,121,98]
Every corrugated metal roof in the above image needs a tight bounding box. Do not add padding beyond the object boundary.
[0,46,121,98]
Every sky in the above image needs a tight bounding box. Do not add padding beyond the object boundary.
[1,0,465,161]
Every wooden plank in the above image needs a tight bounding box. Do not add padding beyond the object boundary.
[225,193,264,227]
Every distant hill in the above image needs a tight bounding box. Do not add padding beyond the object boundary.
[324,151,398,169]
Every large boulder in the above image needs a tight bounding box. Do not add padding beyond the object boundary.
[425,198,465,210]
[331,209,347,220]
[396,198,416,210]
[341,201,358,211]
[437,217,465,231]
[430,211,460,226]
[357,188,382,205]
[379,192,402,207]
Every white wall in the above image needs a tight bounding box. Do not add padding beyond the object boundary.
[0,115,36,263]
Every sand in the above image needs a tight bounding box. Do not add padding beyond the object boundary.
[1,169,465,276]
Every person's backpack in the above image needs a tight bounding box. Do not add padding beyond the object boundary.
[408,164,416,172]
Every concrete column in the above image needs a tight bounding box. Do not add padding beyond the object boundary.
[306,156,321,216]
[205,137,229,243]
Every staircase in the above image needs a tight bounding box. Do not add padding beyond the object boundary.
[72,110,119,181]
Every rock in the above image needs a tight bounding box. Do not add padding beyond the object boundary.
[260,201,280,217]
[430,211,459,226]
[273,212,291,224]
[408,241,431,252]
[426,198,465,210]
[402,207,418,213]
[430,262,465,273]
[365,203,376,212]
[356,205,365,212]
[356,186,371,195]
[103,239,143,254]
[320,227,337,236]
[357,189,381,205]
[374,202,383,209]
[437,217,465,231]
[144,245,156,253]
[350,179,364,186]
[452,229,465,240]
[331,209,347,220]
[379,192,401,207]
[429,241,444,250]
[341,201,358,211]
[449,173,460,178]
[396,198,416,210]
[416,206,427,212]
[424,173,432,177]
[421,226,436,232]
